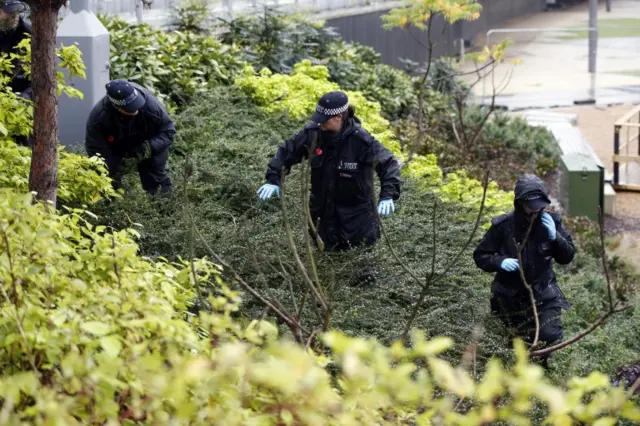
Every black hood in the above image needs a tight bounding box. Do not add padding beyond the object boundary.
[514,174,551,208]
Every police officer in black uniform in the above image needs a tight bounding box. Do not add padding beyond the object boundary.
[0,0,30,95]
[257,91,402,255]
[1,0,32,146]
[473,174,576,365]
[85,79,175,195]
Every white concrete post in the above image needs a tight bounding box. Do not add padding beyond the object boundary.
[57,0,111,147]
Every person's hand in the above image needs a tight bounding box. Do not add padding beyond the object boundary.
[257,183,280,200]
[500,258,519,272]
[378,198,395,216]
[541,212,557,241]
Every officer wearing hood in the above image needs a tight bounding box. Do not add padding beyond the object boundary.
[0,0,30,95]
[85,79,175,195]
[473,174,576,363]
[257,91,402,253]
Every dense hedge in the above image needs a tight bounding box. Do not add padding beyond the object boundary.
[1,189,640,424]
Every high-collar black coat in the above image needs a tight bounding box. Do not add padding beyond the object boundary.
[266,114,402,251]
[473,175,576,310]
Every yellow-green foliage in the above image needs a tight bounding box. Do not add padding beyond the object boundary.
[234,60,513,218]
[0,140,116,204]
[0,37,116,205]
[1,189,639,425]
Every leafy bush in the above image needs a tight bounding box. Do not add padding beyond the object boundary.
[1,189,640,424]
[86,88,638,391]
[0,141,116,205]
[220,7,340,74]
[99,15,246,112]
[0,37,116,205]
[395,106,561,190]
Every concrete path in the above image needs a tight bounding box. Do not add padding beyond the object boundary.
[460,0,640,109]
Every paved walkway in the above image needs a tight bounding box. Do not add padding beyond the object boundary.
[460,0,640,109]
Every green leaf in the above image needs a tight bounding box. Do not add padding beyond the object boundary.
[81,321,112,336]
[100,335,123,357]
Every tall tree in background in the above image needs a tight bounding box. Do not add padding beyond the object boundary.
[23,0,68,208]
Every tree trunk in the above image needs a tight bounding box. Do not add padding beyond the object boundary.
[27,1,63,208]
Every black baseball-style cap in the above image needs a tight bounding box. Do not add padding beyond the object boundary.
[522,193,551,211]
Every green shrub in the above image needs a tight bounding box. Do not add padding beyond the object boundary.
[395,106,561,190]
[220,7,340,75]
[87,88,639,393]
[99,15,247,113]
[0,37,116,205]
[1,189,639,424]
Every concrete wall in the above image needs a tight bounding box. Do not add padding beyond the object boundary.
[324,0,548,69]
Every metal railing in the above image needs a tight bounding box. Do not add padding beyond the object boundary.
[613,105,640,191]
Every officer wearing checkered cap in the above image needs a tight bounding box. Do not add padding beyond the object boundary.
[85,79,175,195]
[257,91,402,270]
[1,0,32,146]
[473,174,576,368]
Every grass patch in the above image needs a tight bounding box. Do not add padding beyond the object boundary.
[558,18,640,40]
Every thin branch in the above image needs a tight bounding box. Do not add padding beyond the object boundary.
[529,304,630,358]
[305,329,319,351]
[511,208,540,349]
[278,167,328,311]
[598,207,614,311]
[276,254,298,314]
[111,233,122,290]
[400,169,491,340]
[428,198,438,281]
[1,229,19,308]
[0,280,39,377]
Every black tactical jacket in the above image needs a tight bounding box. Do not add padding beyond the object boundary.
[85,82,175,171]
[266,114,402,250]
[473,175,576,308]
[0,17,32,93]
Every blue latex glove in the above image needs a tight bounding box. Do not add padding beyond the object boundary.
[257,183,280,200]
[541,212,557,241]
[378,198,395,216]
[500,258,519,272]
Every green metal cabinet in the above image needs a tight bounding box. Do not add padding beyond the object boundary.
[558,152,602,221]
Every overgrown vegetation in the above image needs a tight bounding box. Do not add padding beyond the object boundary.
[98,14,246,113]
[1,0,639,422]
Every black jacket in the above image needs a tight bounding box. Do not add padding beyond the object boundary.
[266,114,402,250]
[0,17,32,93]
[85,82,175,171]
[473,175,575,308]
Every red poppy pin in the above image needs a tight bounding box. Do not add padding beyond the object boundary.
[107,135,115,143]
[315,148,323,156]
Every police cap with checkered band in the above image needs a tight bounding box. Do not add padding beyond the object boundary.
[311,91,349,124]
[0,0,25,13]
[105,79,146,113]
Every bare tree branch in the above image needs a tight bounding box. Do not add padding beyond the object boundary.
[514,213,540,349]
[278,167,328,312]
[529,304,630,358]
[399,169,491,341]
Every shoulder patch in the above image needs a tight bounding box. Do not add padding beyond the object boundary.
[491,213,512,226]
[352,128,373,146]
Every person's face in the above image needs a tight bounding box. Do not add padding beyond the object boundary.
[0,9,19,31]
[523,204,543,221]
[320,114,344,133]
[115,106,139,117]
